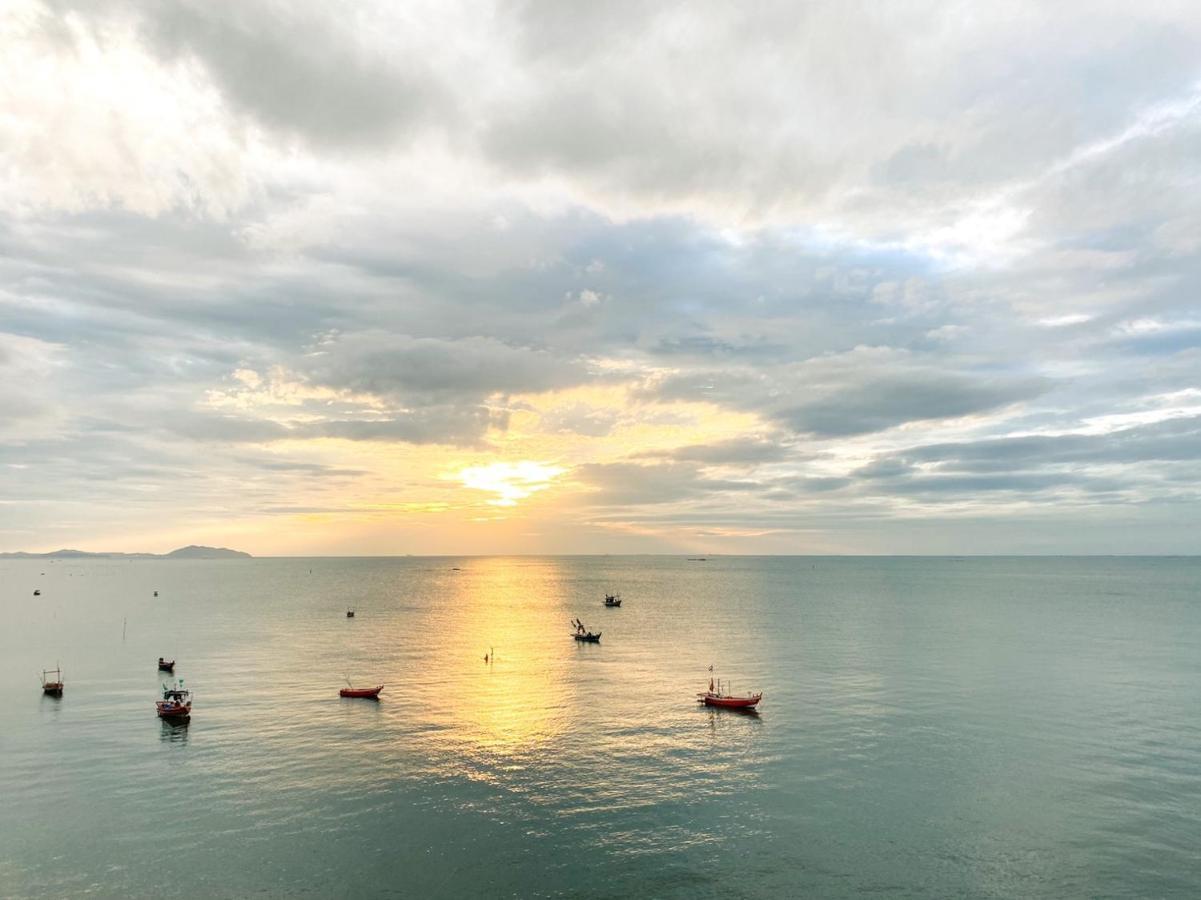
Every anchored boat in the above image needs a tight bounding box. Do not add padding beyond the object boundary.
[697,669,761,709]
[156,681,191,719]
[571,618,601,642]
[603,593,622,607]
[41,666,63,696]
[157,657,175,672]
[340,680,383,699]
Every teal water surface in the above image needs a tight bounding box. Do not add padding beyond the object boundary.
[2,556,1200,898]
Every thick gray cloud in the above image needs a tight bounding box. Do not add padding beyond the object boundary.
[641,358,1050,438]
[47,0,454,149]
[863,416,1201,474]
[777,371,1050,437]
[305,334,587,403]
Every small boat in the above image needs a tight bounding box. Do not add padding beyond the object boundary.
[153,590,158,597]
[603,593,622,607]
[157,658,175,672]
[697,671,761,709]
[570,618,601,642]
[33,589,41,596]
[699,691,761,709]
[339,683,383,699]
[156,681,191,719]
[346,608,355,618]
[41,666,63,696]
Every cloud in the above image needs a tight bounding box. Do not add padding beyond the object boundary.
[576,462,760,506]
[869,415,1201,472]
[300,409,499,446]
[304,333,587,403]
[538,403,619,437]
[643,349,1050,438]
[847,415,1201,507]
[777,369,1049,437]
[639,437,792,466]
[3,1,1201,552]
[130,1,456,149]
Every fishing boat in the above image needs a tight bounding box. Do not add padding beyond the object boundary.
[346,608,355,618]
[156,681,191,719]
[33,589,41,596]
[339,683,383,699]
[571,618,601,642]
[41,666,63,696]
[157,658,175,672]
[603,593,622,607]
[697,669,761,709]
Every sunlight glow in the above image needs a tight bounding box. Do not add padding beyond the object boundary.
[457,461,566,506]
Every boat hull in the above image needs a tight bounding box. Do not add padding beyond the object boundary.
[699,693,762,709]
[339,686,383,698]
[42,684,63,696]
[572,633,601,642]
[156,702,191,718]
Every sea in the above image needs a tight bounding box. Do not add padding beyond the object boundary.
[1,556,1199,898]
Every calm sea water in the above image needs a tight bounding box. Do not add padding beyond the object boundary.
[2,556,1200,898]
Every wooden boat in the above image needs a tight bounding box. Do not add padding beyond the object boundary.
[699,691,762,709]
[41,666,63,696]
[33,589,41,596]
[697,671,761,709]
[346,609,355,618]
[571,618,601,642]
[157,658,175,672]
[156,682,191,719]
[339,684,383,699]
[603,593,622,607]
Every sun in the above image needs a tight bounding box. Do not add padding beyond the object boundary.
[456,461,567,506]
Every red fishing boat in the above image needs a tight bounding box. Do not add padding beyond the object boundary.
[697,669,762,709]
[339,683,383,699]
[156,681,191,719]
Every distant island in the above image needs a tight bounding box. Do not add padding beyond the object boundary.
[0,545,251,559]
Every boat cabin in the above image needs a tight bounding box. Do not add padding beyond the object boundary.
[41,667,63,696]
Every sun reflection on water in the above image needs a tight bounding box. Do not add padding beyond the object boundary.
[422,558,574,766]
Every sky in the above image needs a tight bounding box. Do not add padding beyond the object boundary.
[1,0,1200,555]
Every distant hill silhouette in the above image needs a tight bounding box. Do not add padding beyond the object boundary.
[0,545,251,559]
[163,545,251,559]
